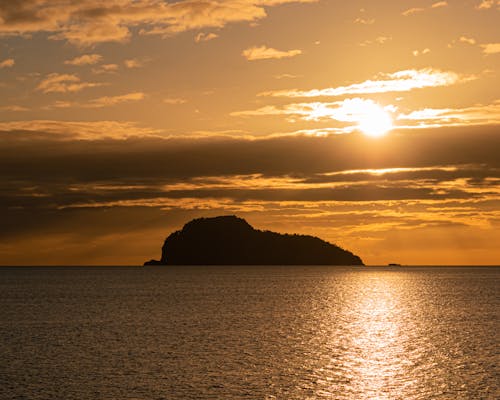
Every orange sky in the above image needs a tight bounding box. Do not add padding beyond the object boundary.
[1,0,499,265]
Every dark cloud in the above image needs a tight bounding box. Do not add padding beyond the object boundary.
[1,125,498,215]
[1,125,499,183]
[1,124,499,264]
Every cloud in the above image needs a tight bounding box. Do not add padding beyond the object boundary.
[480,43,500,54]
[36,73,103,94]
[0,0,318,46]
[86,92,145,108]
[234,97,500,131]
[0,58,15,68]
[45,101,75,109]
[359,36,391,47]
[231,104,316,118]
[163,98,187,105]
[1,123,498,264]
[194,32,218,43]
[449,37,498,54]
[1,123,498,186]
[459,36,476,45]
[46,92,146,109]
[354,17,374,25]
[242,45,302,61]
[431,1,448,8]
[274,73,301,79]
[259,68,471,98]
[402,1,448,15]
[0,105,29,112]
[0,126,498,246]
[413,48,431,56]
[92,64,119,74]
[232,98,395,132]
[139,0,317,37]
[0,120,159,140]
[50,22,131,46]
[476,0,493,8]
[402,8,424,16]
[476,0,499,9]
[124,58,146,68]
[64,54,102,66]
[397,100,500,128]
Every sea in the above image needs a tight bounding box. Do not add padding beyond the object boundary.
[0,266,498,399]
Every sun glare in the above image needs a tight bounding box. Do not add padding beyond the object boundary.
[357,104,393,138]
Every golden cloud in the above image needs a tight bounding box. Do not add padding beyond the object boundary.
[124,58,147,68]
[402,1,448,16]
[163,98,188,105]
[258,69,473,98]
[64,54,103,66]
[402,8,424,16]
[45,92,146,109]
[234,97,500,131]
[481,43,500,54]
[0,120,160,140]
[92,64,120,74]
[86,92,145,107]
[354,17,374,25]
[413,48,431,57]
[194,32,219,43]
[459,36,476,45]
[397,100,500,127]
[36,73,103,94]
[0,0,317,46]
[476,0,500,9]
[242,45,302,61]
[0,58,15,68]
[432,1,449,8]
[232,98,395,134]
[0,105,29,112]
[359,36,392,47]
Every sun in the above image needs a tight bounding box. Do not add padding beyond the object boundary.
[357,104,393,138]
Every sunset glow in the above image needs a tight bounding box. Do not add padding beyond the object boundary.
[0,0,499,265]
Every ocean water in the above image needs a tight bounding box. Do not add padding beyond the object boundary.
[0,266,498,399]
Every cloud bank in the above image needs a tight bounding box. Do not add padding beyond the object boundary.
[1,122,498,265]
[0,0,317,46]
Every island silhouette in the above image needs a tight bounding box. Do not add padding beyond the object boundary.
[144,215,364,266]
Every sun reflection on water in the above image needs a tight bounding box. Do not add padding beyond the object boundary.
[347,275,405,398]
[318,271,421,399]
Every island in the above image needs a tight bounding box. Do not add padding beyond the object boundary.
[144,215,364,266]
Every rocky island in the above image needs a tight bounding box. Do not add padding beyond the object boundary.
[144,215,363,266]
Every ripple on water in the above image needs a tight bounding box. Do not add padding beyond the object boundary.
[0,266,498,399]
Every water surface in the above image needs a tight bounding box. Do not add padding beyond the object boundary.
[0,266,498,399]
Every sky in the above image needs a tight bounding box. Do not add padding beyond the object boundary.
[1,0,499,265]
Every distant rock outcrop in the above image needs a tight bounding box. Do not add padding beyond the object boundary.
[144,215,363,266]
